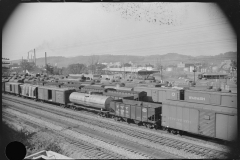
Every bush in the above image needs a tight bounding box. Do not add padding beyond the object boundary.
[1,122,63,157]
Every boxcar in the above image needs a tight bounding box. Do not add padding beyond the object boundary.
[60,83,83,91]
[184,89,237,107]
[161,100,238,141]
[20,84,38,98]
[37,86,75,106]
[133,86,184,103]
[104,89,147,101]
[5,82,22,95]
[81,86,105,93]
[43,82,63,88]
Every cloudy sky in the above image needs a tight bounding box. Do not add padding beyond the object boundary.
[2,3,237,61]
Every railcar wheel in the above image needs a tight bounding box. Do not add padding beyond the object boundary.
[171,130,176,134]
[162,126,168,131]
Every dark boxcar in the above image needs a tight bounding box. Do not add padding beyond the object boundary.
[161,100,237,141]
[61,83,83,91]
[38,86,74,105]
[55,88,74,104]
[43,82,62,88]
[134,86,184,102]
[104,89,146,100]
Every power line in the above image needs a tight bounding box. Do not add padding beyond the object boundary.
[38,20,230,51]
[76,38,236,55]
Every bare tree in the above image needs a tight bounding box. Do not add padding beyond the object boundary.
[155,57,163,80]
[20,60,35,73]
[68,63,86,74]
[88,55,99,74]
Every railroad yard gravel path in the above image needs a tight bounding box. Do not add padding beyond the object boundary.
[3,94,229,153]
[3,102,198,158]
[3,112,89,159]
[3,107,149,159]
[3,100,180,159]
[3,103,180,159]
[3,94,232,159]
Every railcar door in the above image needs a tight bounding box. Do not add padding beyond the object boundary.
[189,109,199,133]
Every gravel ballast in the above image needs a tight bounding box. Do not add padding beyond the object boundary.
[3,107,149,159]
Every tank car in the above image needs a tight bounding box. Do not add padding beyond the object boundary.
[69,92,113,111]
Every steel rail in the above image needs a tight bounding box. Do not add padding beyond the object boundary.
[3,94,230,159]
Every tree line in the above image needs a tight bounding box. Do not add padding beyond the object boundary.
[7,60,107,76]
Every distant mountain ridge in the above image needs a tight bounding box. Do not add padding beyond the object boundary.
[11,51,237,68]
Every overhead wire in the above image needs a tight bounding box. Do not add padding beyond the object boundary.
[51,24,232,52]
[65,38,236,55]
[43,19,230,51]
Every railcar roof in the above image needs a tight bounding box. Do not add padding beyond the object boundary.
[134,86,184,91]
[5,82,23,85]
[38,85,73,91]
[185,89,237,95]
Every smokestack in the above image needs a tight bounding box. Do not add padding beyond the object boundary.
[31,54,32,62]
[34,49,36,65]
[28,52,29,62]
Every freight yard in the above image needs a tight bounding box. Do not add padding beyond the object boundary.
[2,2,238,160]
[2,71,238,159]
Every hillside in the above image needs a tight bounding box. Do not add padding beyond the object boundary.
[11,51,237,68]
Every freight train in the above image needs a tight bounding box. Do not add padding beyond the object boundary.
[2,77,238,141]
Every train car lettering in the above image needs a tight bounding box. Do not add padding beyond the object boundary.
[189,96,205,101]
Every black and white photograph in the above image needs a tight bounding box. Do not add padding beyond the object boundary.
[2,1,238,159]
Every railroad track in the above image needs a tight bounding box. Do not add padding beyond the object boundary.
[3,94,231,159]
[3,98,174,159]
[2,112,125,159]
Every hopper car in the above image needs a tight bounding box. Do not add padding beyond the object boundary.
[2,78,238,141]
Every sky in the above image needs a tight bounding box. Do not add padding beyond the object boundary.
[2,3,237,61]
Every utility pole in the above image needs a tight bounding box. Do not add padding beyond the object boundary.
[45,52,47,75]
[160,66,162,80]
[123,62,125,79]
[193,65,196,85]
[34,49,36,66]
